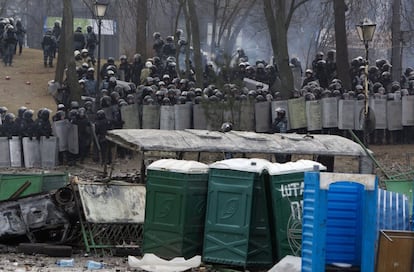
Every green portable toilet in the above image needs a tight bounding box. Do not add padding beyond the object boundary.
[267,160,326,261]
[143,159,209,259]
[203,158,273,268]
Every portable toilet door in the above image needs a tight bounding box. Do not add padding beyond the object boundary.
[301,172,378,272]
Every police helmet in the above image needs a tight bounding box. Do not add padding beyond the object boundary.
[220,122,233,133]
[18,106,27,118]
[275,107,286,115]
[70,101,80,109]
[4,113,15,123]
[0,106,8,114]
[23,109,34,120]
[96,110,106,120]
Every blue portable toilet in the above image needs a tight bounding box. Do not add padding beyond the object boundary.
[301,172,378,272]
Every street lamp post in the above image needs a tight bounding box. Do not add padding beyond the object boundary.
[94,1,108,95]
[356,18,376,146]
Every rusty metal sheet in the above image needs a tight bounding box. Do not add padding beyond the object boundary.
[78,182,146,224]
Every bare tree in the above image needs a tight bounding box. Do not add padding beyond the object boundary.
[56,0,80,103]
[0,0,9,16]
[206,0,257,64]
[333,0,351,90]
[391,0,402,81]
[263,0,310,99]
[136,0,148,59]
[187,0,203,87]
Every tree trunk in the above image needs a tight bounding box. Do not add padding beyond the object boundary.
[333,0,351,90]
[187,0,203,87]
[263,0,294,99]
[54,0,72,84]
[210,0,218,55]
[135,0,147,60]
[60,0,82,101]
[182,1,192,79]
[391,0,401,82]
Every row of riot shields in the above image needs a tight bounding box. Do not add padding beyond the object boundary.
[119,96,414,133]
[0,136,58,168]
[0,119,81,169]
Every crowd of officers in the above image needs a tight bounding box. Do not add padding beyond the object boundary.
[1,27,414,166]
[0,17,26,66]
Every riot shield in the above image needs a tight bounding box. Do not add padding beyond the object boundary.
[402,96,414,126]
[0,137,11,167]
[321,97,338,128]
[22,137,41,168]
[255,101,271,133]
[354,100,365,131]
[9,136,22,167]
[142,105,160,129]
[271,100,290,131]
[369,98,387,129]
[174,103,192,130]
[239,101,255,131]
[243,77,269,92]
[223,101,241,130]
[193,104,207,130]
[206,104,224,131]
[160,105,175,130]
[52,119,70,151]
[40,136,58,168]
[306,100,322,131]
[121,104,140,129]
[288,97,307,129]
[67,124,79,154]
[338,100,355,130]
[387,100,403,131]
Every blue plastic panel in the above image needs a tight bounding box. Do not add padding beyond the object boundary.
[326,182,364,265]
[377,189,410,231]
